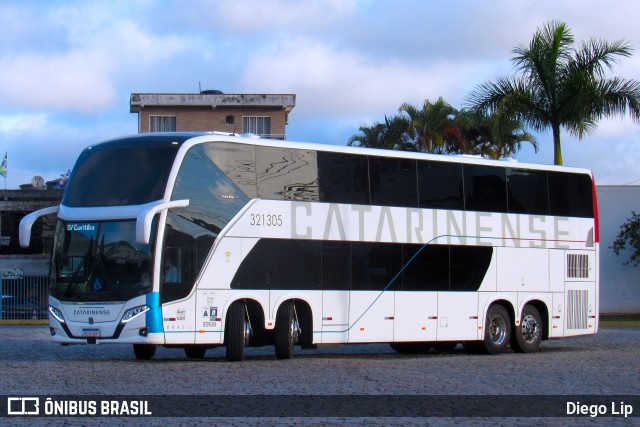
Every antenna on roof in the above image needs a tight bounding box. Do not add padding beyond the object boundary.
[199,81,202,93]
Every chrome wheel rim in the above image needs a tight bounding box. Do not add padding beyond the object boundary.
[489,315,507,345]
[291,319,300,343]
[521,314,541,344]
[243,319,251,345]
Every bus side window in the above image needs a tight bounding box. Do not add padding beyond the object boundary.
[548,171,594,218]
[369,157,418,207]
[418,161,464,210]
[463,164,508,213]
[318,152,370,205]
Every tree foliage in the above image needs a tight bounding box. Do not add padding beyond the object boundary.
[467,20,640,165]
[348,98,536,159]
[611,211,640,267]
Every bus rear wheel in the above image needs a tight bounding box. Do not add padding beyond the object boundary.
[510,305,542,353]
[483,305,511,354]
[466,305,511,355]
[133,344,156,360]
[226,302,250,362]
[275,301,300,359]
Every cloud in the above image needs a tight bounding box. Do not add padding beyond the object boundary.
[0,51,117,113]
[0,3,190,113]
[241,38,487,120]
[2,0,640,188]
[208,0,359,33]
[0,113,49,133]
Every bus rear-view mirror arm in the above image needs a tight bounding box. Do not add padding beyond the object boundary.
[19,205,60,248]
[136,199,190,245]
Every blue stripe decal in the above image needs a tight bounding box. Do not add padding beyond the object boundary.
[145,292,163,333]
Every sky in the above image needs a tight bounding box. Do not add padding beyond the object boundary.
[1,0,640,189]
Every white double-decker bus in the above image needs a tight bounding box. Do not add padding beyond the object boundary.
[20,132,599,361]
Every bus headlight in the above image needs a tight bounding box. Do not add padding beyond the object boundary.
[121,305,150,323]
[49,306,65,324]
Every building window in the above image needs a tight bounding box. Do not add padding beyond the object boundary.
[149,116,176,132]
[243,116,271,136]
[225,115,235,125]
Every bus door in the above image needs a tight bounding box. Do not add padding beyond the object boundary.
[160,243,197,344]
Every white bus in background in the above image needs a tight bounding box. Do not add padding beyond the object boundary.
[20,132,599,361]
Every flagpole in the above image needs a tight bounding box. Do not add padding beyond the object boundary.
[0,153,6,190]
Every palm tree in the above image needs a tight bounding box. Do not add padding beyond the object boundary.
[347,122,387,149]
[461,110,538,159]
[348,115,411,150]
[467,20,640,165]
[400,97,466,154]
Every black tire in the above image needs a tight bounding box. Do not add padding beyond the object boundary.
[275,301,299,359]
[462,341,485,354]
[389,342,431,354]
[482,305,511,355]
[133,344,156,360]
[184,345,207,359]
[431,342,458,352]
[510,305,543,353]
[225,302,248,362]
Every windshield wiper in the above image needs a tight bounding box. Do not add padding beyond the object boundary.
[64,238,93,298]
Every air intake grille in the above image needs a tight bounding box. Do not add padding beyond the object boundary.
[567,254,589,279]
[567,289,588,330]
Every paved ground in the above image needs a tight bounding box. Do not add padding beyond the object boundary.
[0,325,638,426]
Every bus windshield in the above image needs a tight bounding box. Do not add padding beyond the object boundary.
[51,220,156,301]
[62,136,184,207]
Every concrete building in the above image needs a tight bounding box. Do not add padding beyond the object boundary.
[130,92,296,139]
[596,185,640,314]
[0,189,63,275]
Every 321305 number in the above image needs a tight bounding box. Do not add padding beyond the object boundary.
[250,214,283,227]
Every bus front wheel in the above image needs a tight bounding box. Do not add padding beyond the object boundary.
[510,305,542,353]
[226,302,250,362]
[275,301,299,359]
[133,344,156,360]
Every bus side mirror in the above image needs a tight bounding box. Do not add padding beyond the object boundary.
[19,206,60,248]
[136,199,190,245]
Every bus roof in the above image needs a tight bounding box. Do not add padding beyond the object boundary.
[94,132,594,176]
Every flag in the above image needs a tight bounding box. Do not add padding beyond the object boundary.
[0,153,6,178]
